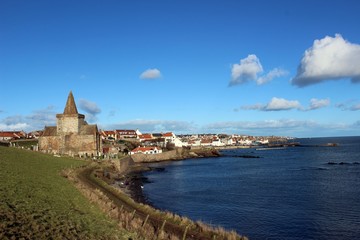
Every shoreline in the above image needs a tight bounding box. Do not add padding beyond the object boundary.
[81,162,248,239]
[112,147,222,207]
[112,147,264,206]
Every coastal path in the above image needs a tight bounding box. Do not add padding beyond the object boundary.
[76,166,217,240]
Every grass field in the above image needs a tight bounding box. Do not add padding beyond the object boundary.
[0,146,134,239]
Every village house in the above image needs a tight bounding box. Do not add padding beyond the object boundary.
[100,130,117,141]
[211,136,225,147]
[200,138,213,147]
[0,131,26,141]
[27,130,43,139]
[138,134,153,142]
[129,146,162,155]
[162,132,183,147]
[116,129,141,139]
[38,91,101,157]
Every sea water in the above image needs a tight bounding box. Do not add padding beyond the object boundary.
[142,137,360,240]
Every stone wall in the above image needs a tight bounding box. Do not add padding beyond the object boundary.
[130,148,185,163]
[39,134,99,156]
[38,136,60,154]
[57,115,83,133]
[62,134,98,156]
[110,156,135,174]
[130,147,220,163]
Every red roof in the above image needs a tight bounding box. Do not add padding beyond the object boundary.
[131,146,160,153]
[0,131,23,138]
[103,130,116,135]
[162,132,173,137]
[0,132,16,137]
[116,129,137,135]
[139,134,153,139]
[201,139,212,144]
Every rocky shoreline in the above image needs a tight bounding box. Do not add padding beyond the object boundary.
[108,147,221,205]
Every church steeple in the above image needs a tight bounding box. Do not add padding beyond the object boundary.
[63,91,78,115]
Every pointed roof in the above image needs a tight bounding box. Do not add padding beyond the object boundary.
[63,91,78,114]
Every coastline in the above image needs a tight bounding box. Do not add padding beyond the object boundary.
[111,147,266,205]
[80,161,248,240]
[111,147,221,206]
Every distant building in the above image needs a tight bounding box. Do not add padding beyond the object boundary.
[0,131,26,141]
[116,129,141,139]
[138,134,153,142]
[100,130,117,141]
[129,146,162,155]
[38,91,101,157]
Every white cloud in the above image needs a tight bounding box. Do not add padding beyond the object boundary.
[308,98,330,110]
[335,100,360,111]
[0,106,56,131]
[238,103,265,111]
[26,106,57,126]
[78,99,101,123]
[105,119,195,133]
[240,97,302,111]
[205,119,318,135]
[229,55,287,86]
[240,97,331,112]
[204,119,359,137]
[266,97,302,111]
[351,103,360,111]
[140,68,162,79]
[230,54,263,85]
[257,68,288,85]
[0,123,30,131]
[291,34,360,87]
[79,99,101,115]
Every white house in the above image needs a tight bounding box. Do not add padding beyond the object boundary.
[129,146,162,155]
[211,137,225,147]
[116,129,141,139]
[162,132,183,147]
[238,138,253,146]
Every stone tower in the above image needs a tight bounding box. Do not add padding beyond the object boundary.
[56,91,86,134]
[39,91,101,157]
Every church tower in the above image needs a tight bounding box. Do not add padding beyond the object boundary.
[56,91,86,134]
[39,91,101,157]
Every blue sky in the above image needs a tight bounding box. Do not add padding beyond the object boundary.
[1,0,360,137]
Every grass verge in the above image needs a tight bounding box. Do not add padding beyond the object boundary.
[0,146,134,239]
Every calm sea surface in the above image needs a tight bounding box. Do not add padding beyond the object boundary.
[142,137,360,240]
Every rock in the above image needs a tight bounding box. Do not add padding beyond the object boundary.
[188,152,198,157]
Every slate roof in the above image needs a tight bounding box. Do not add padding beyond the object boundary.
[80,125,98,135]
[63,91,79,115]
[42,126,57,136]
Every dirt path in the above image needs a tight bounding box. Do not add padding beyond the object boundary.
[76,166,214,240]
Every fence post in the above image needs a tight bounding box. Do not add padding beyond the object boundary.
[158,219,166,238]
[143,214,150,227]
[182,225,189,240]
[131,209,136,219]
[118,205,123,220]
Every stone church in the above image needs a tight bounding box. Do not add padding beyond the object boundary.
[39,91,101,157]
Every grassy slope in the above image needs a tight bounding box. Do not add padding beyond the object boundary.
[0,146,132,239]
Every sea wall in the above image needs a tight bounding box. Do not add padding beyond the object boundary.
[110,148,219,174]
[130,147,220,163]
[111,155,135,174]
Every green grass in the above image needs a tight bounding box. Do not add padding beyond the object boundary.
[0,146,133,239]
